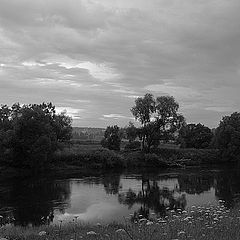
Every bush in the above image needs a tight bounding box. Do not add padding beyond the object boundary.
[124,141,141,150]
[53,149,125,169]
[153,148,220,165]
[144,153,169,167]
[101,125,121,151]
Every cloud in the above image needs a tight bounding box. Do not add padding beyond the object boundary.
[145,82,201,100]
[58,61,121,82]
[204,106,236,113]
[55,107,85,119]
[1,0,240,127]
[103,114,133,120]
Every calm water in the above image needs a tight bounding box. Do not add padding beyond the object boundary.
[0,166,240,226]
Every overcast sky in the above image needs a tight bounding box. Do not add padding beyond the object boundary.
[0,0,240,128]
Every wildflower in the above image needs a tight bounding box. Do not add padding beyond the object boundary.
[139,218,147,223]
[38,231,47,236]
[116,229,126,234]
[87,231,97,235]
[158,220,167,224]
[178,231,185,235]
[146,221,153,226]
[183,217,192,221]
[104,234,110,238]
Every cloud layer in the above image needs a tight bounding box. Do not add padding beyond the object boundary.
[1,0,240,127]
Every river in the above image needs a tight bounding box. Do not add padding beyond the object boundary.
[0,166,239,226]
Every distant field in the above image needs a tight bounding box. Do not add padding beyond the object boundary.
[68,139,180,152]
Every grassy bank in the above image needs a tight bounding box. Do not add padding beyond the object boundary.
[0,142,223,178]
[1,201,240,240]
[52,145,221,171]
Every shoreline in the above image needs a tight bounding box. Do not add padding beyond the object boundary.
[1,202,240,240]
[0,147,231,180]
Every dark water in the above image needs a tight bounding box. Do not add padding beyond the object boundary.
[0,166,240,226]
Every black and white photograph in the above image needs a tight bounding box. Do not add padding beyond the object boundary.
[1,0,240,239]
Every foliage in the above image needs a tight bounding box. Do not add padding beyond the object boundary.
[101,125,121,151]
[144,153,169,167]
[214,112,240,162]
[131,94,185,152]
[178,123,213,149]
[54,149,124,169]
[124,141,141,150]
[0,103,72,168]
[153,148,220,165]
[125,121,138,142]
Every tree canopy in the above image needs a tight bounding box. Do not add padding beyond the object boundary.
[214,112,240,162]
[101,125,121,151]
[0,103,72,168]
[178,123,213,149]
[131,94,185,151]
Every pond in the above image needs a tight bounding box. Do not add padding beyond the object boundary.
[0,166,240,226]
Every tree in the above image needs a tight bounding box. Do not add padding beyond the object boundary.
[0,103,72,168]
[125,122,138,143]
[131,94,185,152]
[178,123,213,149]
[101,125,121,151]
[214,112,240,162]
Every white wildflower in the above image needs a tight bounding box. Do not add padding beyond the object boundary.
[139,218,147,223]
[38,231,47,236]
[116,229,126,234]
[146,221,153,225]
[87,231,97,235]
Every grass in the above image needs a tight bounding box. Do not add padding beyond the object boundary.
[1,201,240,240]
[53,143,221,171]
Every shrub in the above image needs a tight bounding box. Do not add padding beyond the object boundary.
[144,153,169,167]
[53,149,125,169]
[101,125,121,151]
[124,141,141,150]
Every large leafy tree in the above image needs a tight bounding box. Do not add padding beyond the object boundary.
[131,94,185,152]
[101,125,121,151]
[178,123,213,149]
[214,112,240,162]
[0,103,72,168]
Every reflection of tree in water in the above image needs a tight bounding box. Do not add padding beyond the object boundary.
[102,173,121,195]
[0,177,71,226]
[118,177,186,219]
[215,169,240,208]
[178,173,214,194]
[75,173,122,195]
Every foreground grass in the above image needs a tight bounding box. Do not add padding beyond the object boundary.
[1,201,240,240]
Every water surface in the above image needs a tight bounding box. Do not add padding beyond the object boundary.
[0,166,240,226]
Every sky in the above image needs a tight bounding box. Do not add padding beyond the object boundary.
[0,0,240,128]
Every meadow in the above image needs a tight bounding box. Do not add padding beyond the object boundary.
[1,200,240,240]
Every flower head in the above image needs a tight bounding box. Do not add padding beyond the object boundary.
[38,231,47,236]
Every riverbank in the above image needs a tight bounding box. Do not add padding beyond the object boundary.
[1,201,240,240]
[53,147,221,169]
[0,146,223,179]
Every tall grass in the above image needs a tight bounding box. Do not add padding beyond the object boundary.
[1,201,240,240]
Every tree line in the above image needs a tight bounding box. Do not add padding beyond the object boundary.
[1,93,240,169]
[102,93,240,162]
[0,103,72,168]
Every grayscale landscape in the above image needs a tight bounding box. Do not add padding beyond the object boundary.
[1,1,240,239]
